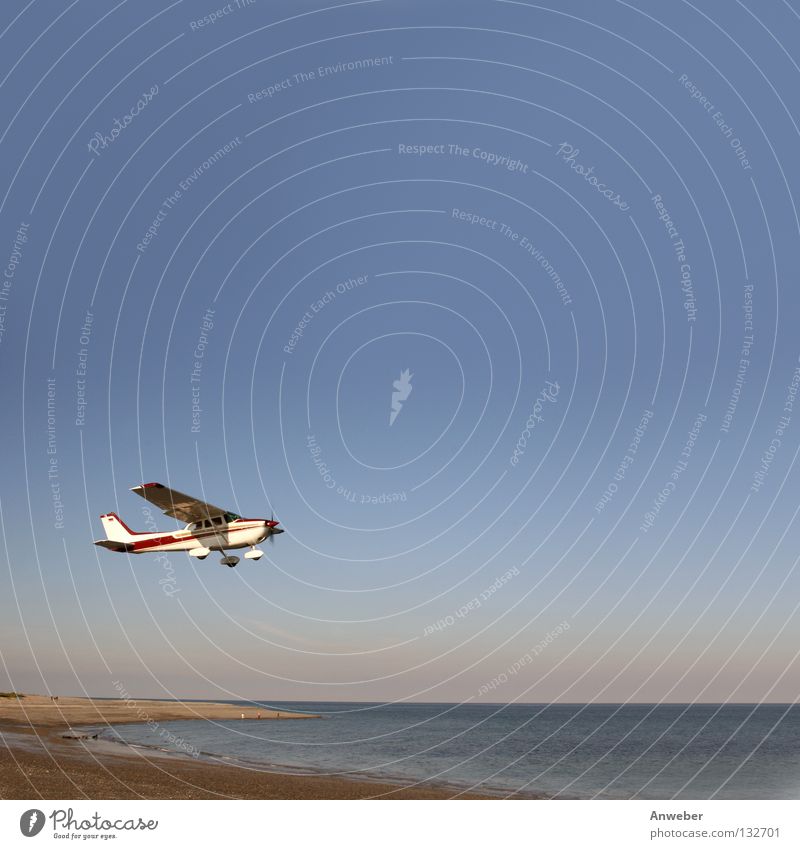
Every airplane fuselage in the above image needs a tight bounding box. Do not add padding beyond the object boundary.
[95,483,284,565]
[130,519,269,553]
[98,513,280,554]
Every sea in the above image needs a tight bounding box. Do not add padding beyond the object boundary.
[95,702,800,798]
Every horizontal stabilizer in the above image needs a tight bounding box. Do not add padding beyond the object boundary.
[94,539,133,553]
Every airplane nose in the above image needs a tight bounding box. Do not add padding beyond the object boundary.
[264,519,283,535]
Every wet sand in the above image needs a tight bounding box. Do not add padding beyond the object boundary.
[0,696,490,799]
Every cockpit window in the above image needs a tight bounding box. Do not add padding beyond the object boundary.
[223,511,241,522]
[212,516,223,526]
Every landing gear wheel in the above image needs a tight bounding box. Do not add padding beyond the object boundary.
[244,549,263,560]
[220,555,240,567]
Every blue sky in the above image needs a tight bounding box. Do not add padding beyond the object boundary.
[1,0,800,703]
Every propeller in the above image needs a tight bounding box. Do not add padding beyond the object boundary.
[266,511,283,544]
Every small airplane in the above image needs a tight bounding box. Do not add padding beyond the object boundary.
[94,482,283,567]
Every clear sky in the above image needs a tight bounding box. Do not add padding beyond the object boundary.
[1,0,799,704]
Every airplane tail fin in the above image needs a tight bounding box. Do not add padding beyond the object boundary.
[100,512,138,542]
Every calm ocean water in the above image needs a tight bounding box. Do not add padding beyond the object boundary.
[98,702,800,798]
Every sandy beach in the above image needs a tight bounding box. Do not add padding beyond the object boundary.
[0,695,487,799]
[0,693,321,727]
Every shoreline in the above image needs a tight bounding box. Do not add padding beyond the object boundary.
[0,695,501,799]
[80,726,534,799]
[0,693,322,728]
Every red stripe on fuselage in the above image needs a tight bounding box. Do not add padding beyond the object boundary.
[130,521,264,552]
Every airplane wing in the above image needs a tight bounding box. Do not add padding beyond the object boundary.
[130,482,229,523]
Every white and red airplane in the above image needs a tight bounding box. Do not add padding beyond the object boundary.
[94,482,283,567]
